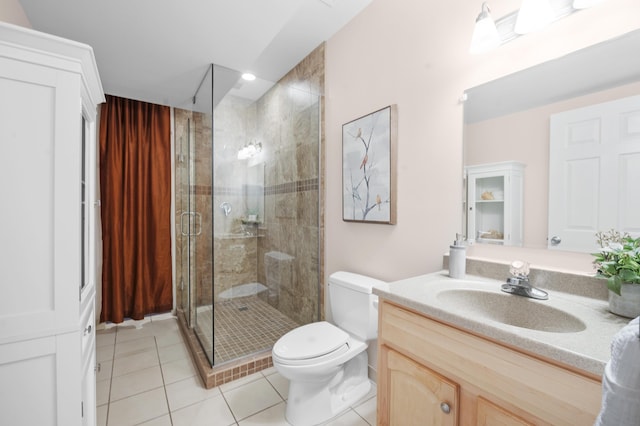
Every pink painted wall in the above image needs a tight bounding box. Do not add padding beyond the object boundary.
[324,0,640,286]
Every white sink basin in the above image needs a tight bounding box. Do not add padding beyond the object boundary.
[375,272,633,376]
[436,288,587,333]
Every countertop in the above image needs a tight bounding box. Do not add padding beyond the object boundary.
[373,271,631,377]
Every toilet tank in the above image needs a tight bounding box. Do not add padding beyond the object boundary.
[329,271,386,341]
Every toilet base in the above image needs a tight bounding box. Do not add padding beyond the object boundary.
[284,351,371,426]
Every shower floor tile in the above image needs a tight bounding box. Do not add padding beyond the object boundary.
[195,297,300,365]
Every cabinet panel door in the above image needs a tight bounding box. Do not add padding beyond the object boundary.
[477,397,533,426]
[0,56,81,343]
[385,348,458,426]
[0,332,81,425]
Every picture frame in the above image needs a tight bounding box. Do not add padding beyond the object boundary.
[342,104,397,224]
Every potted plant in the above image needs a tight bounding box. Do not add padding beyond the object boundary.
[592,229,640,318]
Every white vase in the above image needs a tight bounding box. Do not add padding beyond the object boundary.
[608,283,640,318]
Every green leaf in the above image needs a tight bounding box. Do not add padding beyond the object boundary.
[607,275,622,296]
[618,269,638,282]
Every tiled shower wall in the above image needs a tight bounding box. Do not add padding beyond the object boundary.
[211,94,260,302]
[256,43,324,326]
[174,43,324,327]
[174,101,262,314]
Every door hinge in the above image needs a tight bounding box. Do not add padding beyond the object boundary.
[81,401,84,418]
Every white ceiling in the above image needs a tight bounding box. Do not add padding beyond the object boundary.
[18,0,371,108]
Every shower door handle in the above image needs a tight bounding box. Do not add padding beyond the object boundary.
[180,212,190,236]
[180,211,202,236]
[193,212,202,236]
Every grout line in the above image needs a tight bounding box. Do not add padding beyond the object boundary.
[103,328,118,426]
[352,407,371,426]
[218,389,239,425]
[154,334,175,425]
[263,371,287,402]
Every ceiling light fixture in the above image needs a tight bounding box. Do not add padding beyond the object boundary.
[514,0,554,34]
[469,2,501,54]
[241,73,256,81]
[471,0,607,55]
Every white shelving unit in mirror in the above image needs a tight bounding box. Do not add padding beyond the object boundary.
[465,161,524,247]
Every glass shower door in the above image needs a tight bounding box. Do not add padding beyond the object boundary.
[176,114,192,325]
[181,122,190,317]
[192,65,215,364]
[174,65,215,366]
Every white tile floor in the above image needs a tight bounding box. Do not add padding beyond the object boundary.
[96,314,377,426]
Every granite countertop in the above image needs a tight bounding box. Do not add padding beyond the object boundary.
[374,271,631,377]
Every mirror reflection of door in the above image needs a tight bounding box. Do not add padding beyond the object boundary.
[548,94,640,252]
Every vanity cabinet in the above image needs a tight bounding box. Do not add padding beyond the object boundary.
[465,161,524,246]
[381,348,458,425]
[0,22,104,425]
[476,397,532,426]
[377,301,601,426]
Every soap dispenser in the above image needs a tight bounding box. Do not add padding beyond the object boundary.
[449,233,466,279]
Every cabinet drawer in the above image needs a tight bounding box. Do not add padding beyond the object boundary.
[379,301,601,426]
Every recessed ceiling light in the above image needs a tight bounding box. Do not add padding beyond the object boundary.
[242,73,256,81]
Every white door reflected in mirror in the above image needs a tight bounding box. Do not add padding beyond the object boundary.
[548,94,640,252]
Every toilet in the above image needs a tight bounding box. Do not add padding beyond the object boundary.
[272,271,384,426]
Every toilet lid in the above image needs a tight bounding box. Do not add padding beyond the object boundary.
[273,321,349,361]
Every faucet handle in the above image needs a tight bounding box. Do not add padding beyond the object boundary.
[509,260,530,278]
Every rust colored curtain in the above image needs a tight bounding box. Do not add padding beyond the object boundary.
[99,95,172,323]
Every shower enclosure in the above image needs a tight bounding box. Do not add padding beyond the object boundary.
[174,62,322,381]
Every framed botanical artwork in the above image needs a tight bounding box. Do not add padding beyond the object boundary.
[342,105,397,224]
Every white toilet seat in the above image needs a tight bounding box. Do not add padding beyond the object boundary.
[273,321,349,365]
[274,343,350,366]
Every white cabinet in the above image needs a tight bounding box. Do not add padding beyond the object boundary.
[465,161,524,246]
[0,22,104,426]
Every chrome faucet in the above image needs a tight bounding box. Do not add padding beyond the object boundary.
[501,260,548,300]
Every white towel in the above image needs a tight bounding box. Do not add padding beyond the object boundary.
[595,316,640,426]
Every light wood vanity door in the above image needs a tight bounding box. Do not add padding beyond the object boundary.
[477,397,532,426]
[382,347,458,426]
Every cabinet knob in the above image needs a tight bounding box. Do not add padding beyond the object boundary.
[550,236,562,246]
[440,402,451,414]
[84,324,92,335]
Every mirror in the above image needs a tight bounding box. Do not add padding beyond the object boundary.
[463,29,640,251]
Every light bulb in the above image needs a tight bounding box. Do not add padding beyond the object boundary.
[469,3,501,54]
[515,0,554,34]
